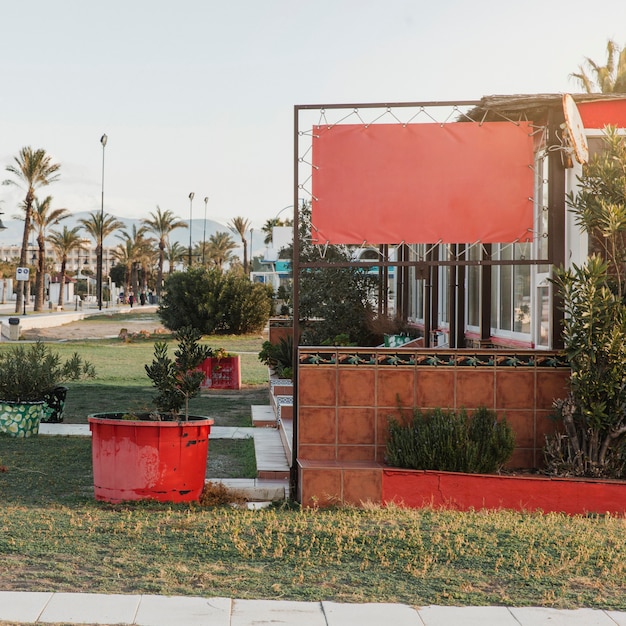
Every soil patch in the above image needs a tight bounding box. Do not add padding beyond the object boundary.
[21,314,169,341]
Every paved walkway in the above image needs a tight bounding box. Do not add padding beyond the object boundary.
[1,592,625,625]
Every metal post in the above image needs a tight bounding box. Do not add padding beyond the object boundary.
[202,196,208,266]
[97,134,107,310]
[188,192,195,268]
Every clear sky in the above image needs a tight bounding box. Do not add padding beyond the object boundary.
[1,0,626,233]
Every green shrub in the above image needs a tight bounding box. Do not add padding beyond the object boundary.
[386,406,515,474]
[0,342,95,402]
[258,336,293,378]
[144,326,212,419]
[158,267,272,335]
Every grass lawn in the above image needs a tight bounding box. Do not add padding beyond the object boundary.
[0,318,625,608]
[0,434,625,608]
[0,321,269,424]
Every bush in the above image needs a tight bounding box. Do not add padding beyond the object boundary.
[158,267,272,334]
[386,406,515,474]
[0,342,95,402]
[144,326,212,419]
[547,127,626,478]
[258,336,293,378]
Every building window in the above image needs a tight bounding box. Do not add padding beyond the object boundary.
[491,243,531,338]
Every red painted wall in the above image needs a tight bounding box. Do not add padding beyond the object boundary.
[383,469,626,516]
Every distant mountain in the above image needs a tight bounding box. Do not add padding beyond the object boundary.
[0,211,233,249]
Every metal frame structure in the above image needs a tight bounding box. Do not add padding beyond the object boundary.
[290,98,568,494]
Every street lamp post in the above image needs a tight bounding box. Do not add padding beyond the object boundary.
[97,134,107,311]
[202,196,208,266]
[250,228,254,273]
[188,192,195,268]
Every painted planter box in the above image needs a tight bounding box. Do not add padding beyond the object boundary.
[88,413,214,503]
[41,386,69,423]
[0,401,44,437]
[383,468,626,516]
[200,356,241,390]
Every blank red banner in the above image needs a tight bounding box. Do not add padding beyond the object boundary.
[311,122,535,244]
[577,99,626,129]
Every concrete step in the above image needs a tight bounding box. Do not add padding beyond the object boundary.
[253,427,290,480]
[279,418,293,468]
[251,404,276,427]
[207,478,289,502]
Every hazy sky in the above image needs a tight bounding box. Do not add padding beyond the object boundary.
[1,0,626,233]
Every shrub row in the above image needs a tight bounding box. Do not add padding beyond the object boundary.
[386,406,515,474]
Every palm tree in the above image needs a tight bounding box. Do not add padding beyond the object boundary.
[207,231,237,270]
[261,217,294,245]
[3,147,61,313]
[31,196,70,311]
[228,216,251,274]
[571,39,626,93]
[115,224,153,298]
[111,239,133,297]
[143,206,187,301]
[165,241,186,275]
[48,226,84,308]
[79,211,124,306]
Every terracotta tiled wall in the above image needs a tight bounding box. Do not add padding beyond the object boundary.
[268,319,293,346]
[297,348,570,506]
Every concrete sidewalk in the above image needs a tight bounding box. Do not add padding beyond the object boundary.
[1,592,625,625]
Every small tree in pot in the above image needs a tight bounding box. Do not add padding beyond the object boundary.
[145,325,213,420]
[88,325,215,503]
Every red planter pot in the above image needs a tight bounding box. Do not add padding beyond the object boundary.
[383,468,626,516]
[88,414,214,503]
[200,356,241,390]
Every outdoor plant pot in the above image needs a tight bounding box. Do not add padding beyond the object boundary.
[0,401,45,437]
[200,356,241,390]
[88,413,214,503]
[382,468,626,516]
[41,386,69,423]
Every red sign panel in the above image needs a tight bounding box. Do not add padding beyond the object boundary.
[311,122,535,245]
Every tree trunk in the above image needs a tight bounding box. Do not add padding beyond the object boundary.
[35,234,45,311]
[157,242,165,301]
[16,189,34,313]
[58,261,66,307]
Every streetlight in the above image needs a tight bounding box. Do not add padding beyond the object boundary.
[188,192,195,268]
[202,196,208,266]
[250,228,254,273]
[97,133,107,310]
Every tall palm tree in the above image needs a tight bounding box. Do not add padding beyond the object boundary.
[79,211,124,305]
[115,224,153,297]
[207,231,237,270]
[3,147,61,312]
[31,196,70,311]
[228,216,251,274]
[261,217,294,245]
[165,241,186,275]
[48,225,84,308]
[143,206,187,301]
[111,239,133,297]
[572,39,626,93]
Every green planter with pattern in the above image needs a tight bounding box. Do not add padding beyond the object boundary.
[0,401,45,437]
[0,342,95,437]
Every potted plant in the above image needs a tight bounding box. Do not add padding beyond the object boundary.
[199,346,241,390]
[0,342,95,437]
[88,326,215,503]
